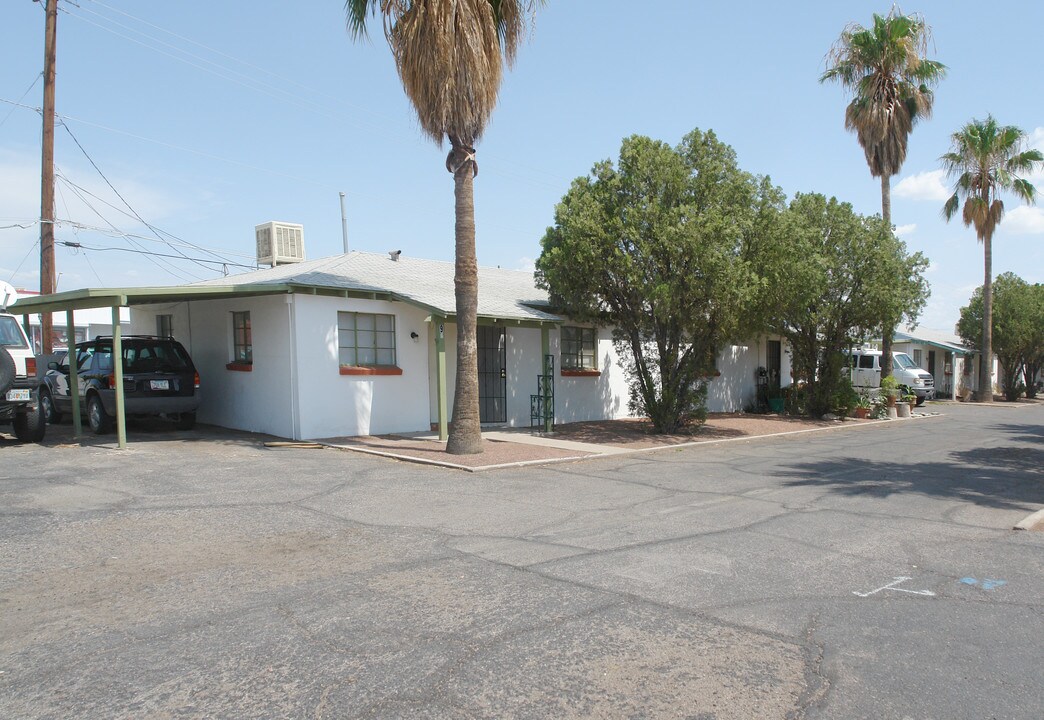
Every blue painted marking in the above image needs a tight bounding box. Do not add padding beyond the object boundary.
[957,577,1007,591]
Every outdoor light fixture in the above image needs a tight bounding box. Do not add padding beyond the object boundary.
[410,331,419,341]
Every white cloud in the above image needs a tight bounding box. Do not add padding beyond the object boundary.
[894,169,950,201]
[1003,205,1044,235]
[516,256,535,272]
[894,223,916,237]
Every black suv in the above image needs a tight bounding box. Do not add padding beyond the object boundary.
[41,336,201,434]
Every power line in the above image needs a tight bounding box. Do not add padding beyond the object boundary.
[59,120,221,275]
[6,240,40,284]
[54,161,199,282]
[58,240,255,269]
[0,73,43,131]
[54,174,256,260]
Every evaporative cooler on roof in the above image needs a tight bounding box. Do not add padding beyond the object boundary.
[255,222,305,267]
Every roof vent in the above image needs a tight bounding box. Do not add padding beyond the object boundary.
[256,222,305,267]
[388,250,401,262]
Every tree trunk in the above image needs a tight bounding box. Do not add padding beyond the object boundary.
[881,174,891,228]
[978,234,993,402]
[446,140,483,454]
[879,175,894,381]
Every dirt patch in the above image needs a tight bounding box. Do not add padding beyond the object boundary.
[548,414,852,449]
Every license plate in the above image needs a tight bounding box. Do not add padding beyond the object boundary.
[150,380,170,391]
[5,389,30,402]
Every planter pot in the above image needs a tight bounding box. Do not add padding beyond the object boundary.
[853,407,870,419]
[896,403,911,418]
[768,397,785,413]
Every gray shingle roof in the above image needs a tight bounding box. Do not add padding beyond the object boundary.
[193,251,559,323]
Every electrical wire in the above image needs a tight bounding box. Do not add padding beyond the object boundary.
[54,161,198,282]
[57,240,255,269]
[6,240,40,284]
[59,120,220,275]
[0,73,43,131]
[54,174,255,260]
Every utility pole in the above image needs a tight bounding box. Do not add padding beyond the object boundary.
[39,0,58,354]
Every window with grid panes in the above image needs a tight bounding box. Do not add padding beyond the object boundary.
[338,312,396,367]
[232,311,252,364]
[561,326,596,370]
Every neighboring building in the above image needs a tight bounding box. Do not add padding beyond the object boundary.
[891,326,995,400]
[119,251,792,440]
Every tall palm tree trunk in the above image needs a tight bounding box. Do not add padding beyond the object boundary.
[979,234,993,402]
[447,139,483,454]
[879,173,894,381]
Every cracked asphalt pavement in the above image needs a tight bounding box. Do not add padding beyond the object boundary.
[1,403,1042,719]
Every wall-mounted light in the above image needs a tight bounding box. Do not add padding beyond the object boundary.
[410,331,419,342]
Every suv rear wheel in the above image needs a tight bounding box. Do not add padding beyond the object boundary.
[87,394,112,434]
[12,393,46,443]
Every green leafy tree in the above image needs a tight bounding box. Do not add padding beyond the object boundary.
[941,116,1044,401]
[537,130,778,433]
[821,8,944,380]
[344,1,542,454]
[749,193,929,417]
[957,273,1041,400]
[1023,284,1044,398]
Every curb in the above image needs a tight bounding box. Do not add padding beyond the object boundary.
[1014,508,1044,532]
[317,412,945,472]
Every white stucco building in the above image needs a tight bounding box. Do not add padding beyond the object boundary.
[10,250,794,441]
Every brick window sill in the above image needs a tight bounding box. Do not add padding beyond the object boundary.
[560,369,601,377]
[340,366,403,376]
[226,362,253,372]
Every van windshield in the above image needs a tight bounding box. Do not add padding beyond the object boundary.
[894,353,916,369]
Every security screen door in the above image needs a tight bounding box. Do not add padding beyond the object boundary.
[477,326,506,423]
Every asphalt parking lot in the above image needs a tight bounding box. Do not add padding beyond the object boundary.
[1,403,1042,719]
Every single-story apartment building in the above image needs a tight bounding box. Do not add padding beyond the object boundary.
[10,250,794,441]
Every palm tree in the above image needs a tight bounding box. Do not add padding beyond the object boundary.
[941,116,1043,402]
[344,1,541,454]
[821,9,944,379]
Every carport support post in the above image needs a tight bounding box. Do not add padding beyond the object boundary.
[434,318,448,442]
[541,325,552,434]
[112,305,126,449]
[66,309,81,437]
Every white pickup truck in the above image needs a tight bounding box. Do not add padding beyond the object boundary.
[849,348,935,406]
[0,311,46,443]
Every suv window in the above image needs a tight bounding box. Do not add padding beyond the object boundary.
[89,339,193,373]
[0,315,29,348]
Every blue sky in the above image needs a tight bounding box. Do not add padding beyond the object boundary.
[2,0,1042,332]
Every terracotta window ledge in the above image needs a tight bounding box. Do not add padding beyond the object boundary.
[340,365,403,376]
[560,369,601,377]
[226,362,253,372]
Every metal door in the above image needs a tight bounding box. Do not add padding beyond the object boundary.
[477,326,506,423]
[767,340,782,394]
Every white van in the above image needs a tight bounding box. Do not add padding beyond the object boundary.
[848,349,935,405]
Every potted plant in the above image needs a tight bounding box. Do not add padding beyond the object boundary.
[853,392,872,419]
[879,375,900,406]
[904,392,917,413]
